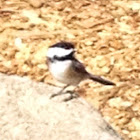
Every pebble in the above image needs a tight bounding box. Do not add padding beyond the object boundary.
[29,0,44,8]
[85,41,93,46]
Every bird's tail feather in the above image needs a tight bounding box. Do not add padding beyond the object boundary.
[89,74,115,86]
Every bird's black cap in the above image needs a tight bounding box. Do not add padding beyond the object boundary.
[50,41,75,49]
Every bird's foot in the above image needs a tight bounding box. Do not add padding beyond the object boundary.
[63,90,79,102]
[50,90,79,102]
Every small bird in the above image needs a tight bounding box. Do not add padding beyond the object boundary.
[47,41,115,100]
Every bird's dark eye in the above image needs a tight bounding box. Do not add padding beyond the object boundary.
[54,55,57,59]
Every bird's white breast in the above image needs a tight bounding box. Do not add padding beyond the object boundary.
[49,60,72,84]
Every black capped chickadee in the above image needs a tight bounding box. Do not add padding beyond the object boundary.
[47,41,115,100]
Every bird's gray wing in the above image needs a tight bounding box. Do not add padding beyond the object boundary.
[72,58,115,85]
[72,59,88,74]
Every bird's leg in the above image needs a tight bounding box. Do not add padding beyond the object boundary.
[50,84,70,98]
[63,85,80,102]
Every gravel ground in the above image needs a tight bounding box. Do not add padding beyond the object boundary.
[0,0,140,140]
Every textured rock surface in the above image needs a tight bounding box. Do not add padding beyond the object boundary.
[0,73,123,140]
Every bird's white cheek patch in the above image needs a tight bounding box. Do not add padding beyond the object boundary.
[47,47,74,58]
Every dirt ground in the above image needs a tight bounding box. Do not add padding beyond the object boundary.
[0,0,140,140]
